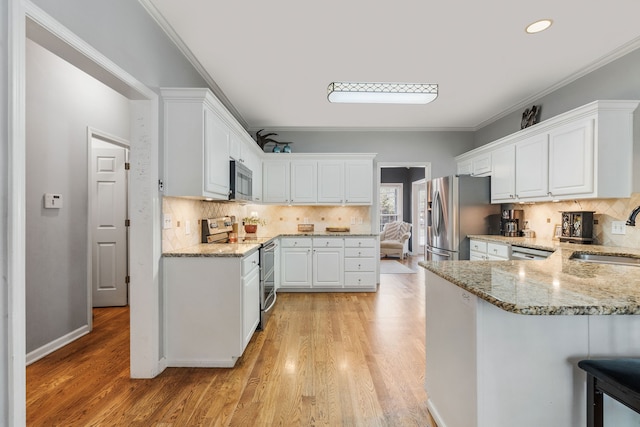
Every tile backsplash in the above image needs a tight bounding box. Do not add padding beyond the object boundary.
[512,192,640,247]
[162,197,372,252]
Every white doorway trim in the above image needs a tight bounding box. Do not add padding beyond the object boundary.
[8,1,162,423]
[412,179,427,256]
[376,161,431,236]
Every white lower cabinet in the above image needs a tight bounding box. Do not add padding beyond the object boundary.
[280,238,313,288]
[344,238,377,287]
[279,236,378,291]
[469,239,509,261]
[164,250,260,368]
[312,238,344,288]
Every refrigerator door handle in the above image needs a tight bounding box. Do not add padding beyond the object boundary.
[433,190,442,235]
[426,247,452,258]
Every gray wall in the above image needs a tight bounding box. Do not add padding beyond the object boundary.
[267,130,475,179]
[24,0,212,359]
[475,47,640,147]
[1,0,8,421]
[25,39,132,353]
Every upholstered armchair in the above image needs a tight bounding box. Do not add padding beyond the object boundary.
[379,221,412,260]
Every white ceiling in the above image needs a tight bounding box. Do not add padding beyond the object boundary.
[144,0,640,131]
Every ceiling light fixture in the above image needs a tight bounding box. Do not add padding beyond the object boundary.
[327,82,438,104]
[525,19,553,34]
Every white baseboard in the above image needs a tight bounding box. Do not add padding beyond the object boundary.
[26,324,90,365]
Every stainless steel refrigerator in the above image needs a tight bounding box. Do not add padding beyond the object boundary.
[426,175,500,261]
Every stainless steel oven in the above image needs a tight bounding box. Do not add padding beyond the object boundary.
[258,239,277,330]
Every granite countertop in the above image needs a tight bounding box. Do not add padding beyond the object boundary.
[163,243,261,258]
[419,240,640,316]
[163,233,379,257]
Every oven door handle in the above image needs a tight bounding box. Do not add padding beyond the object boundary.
[264,291,277,313]
[262,241,277,251]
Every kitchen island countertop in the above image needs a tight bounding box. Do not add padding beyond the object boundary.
[419,239,640,315]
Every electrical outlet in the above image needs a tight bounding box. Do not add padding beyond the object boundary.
[163,214,172,229]
[185,220,191,235]
[612,221,626,235]
[351,217,356,225]
[357,217,363,225]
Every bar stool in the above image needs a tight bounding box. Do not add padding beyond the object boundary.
[577,358,640,427]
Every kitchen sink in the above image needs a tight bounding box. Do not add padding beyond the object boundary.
[570,252,640,267]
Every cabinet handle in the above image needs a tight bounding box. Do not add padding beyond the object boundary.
[547,192,553,197]
[509,194,514,199]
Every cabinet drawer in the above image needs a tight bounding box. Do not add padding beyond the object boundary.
[242,250,259,275]
[281,237,312,248]
[344,272,376,287]
[344,238,376,248]
[469,240,487,253]
[313,237,344,248]
[344,247,376,258]
[487,243,509,259]
[344,257,376,272]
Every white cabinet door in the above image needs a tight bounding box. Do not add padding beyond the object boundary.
[548,118,595,197]
[263,160,290,203]
[515,134,548,199]
[313,247,344,288]
[203,108,231,198]
[281,247,312,288]
[243,149,262,203]
[472,154,492,176]
[242,265,260,350]
[290,160,317,204]
[317,160,345,203]
[491,145,516,202]
[345,160,373,204]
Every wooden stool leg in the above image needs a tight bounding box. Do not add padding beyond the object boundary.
[586,374,604,427]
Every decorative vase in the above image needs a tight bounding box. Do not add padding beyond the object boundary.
[244,224,258,233]
[283,144,291,153]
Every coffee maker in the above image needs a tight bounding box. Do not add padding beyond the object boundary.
[501,209,524,237]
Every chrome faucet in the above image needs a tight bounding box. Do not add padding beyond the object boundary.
[626,205,640,226]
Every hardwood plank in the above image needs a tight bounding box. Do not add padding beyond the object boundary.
[26,255,436,426]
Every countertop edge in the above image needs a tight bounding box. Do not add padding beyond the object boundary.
[419,261,640,316]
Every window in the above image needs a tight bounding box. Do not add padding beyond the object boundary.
[379,183,403,231]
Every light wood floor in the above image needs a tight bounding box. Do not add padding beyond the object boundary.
[27,256,435,426]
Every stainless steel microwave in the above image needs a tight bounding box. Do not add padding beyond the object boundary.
[229,160,252,202]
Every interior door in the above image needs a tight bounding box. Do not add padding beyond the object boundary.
[91,137,128,307]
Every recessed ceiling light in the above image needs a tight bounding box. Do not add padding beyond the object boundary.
[526,19,553,34]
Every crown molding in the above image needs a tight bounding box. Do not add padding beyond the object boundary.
[473,35,640,131]
[138,0,249,129]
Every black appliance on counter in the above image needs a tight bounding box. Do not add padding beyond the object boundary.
[501,209,524,237]
[560,211,594,244]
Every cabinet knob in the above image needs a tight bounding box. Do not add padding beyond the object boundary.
[358,251,362,256]
[509,194,514,199]
[326,242,329,246]
[358,264,361,269]
[547,192,553,197]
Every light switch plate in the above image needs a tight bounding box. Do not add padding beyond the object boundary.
[612,221,626,235]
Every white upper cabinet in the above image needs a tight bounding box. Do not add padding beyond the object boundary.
[457,153,492,177]
[490,145,515,202]
[345,160,373,204]
[514,133,549,199]
[290,160,317,204]
[162,88,230,199]
[458,100,639,204]
[263,154,375,205]
[317,160,345,203]
[162,87,264,201]
[263,159,290,204]
[548,117,594,197]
